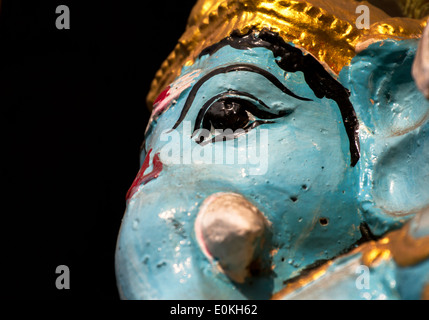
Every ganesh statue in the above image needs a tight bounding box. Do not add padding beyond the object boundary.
[115,0,429,300]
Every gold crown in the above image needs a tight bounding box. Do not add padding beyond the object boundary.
[147,0,427,108]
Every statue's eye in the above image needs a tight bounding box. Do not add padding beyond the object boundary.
[193,92,290,144]
[203,98,251,132]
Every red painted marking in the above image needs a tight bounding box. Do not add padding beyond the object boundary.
[153,86,170,107]
[126,149,163,201]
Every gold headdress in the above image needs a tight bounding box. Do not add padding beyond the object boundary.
[147,0,427,108]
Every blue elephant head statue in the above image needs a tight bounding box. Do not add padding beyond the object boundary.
[115,0,429,300]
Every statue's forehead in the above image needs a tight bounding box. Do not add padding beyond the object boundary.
[183,45,311,93]
[182,45,283,76]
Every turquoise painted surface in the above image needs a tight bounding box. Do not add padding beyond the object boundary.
[278,247,429,300]
[340,40,429,236]
[116,38,429,299]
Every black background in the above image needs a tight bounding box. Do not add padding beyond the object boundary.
[0,0,197,299]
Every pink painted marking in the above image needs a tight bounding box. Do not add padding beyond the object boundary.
[126,149,163,201]
[151,70,202,119]
[153,86,170,107]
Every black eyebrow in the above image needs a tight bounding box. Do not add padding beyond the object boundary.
[171,63,311,130]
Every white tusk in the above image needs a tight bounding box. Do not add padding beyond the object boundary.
[412,18,429,99]
[195,192,270,283]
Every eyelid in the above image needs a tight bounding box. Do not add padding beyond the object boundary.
[197,121,267,146]
[194,90,267,132]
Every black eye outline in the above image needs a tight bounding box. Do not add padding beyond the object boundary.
[192,89,292,145]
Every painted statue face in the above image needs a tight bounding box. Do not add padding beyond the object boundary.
[115,30,429,299]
